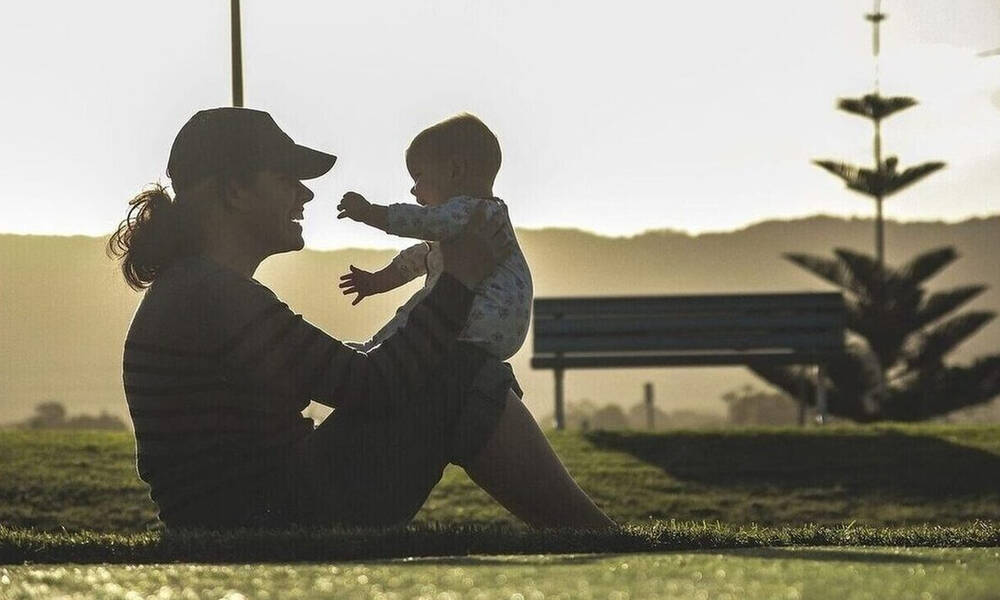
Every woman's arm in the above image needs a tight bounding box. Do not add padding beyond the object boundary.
[216,205,509,412]
[216,272,474,412]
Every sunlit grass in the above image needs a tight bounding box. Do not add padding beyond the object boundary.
[3,547,1000,600]
[2,521,998,564]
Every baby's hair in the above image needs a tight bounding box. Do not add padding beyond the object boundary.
[408,113,501,182]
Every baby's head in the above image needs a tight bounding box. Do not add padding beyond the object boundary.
[405,113,501,206]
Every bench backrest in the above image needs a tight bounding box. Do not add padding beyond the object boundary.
[532,292,845,368]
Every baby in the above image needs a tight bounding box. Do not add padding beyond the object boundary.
[336,113,532,361]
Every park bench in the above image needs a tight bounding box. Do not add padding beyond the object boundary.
[530,292,846,428]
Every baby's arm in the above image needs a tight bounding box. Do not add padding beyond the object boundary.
[339,243,429,305]
[337,191,489,242]
[384,198,489,241]
[337,192,390,230]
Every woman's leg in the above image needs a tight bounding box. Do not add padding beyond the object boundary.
[282,344,506,528]
[462,390,617,530]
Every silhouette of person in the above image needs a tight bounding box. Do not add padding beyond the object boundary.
[109,107,614,531]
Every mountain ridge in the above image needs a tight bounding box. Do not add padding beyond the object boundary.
[2,214,998,424]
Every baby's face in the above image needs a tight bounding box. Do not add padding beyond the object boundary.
[405,150,453,207]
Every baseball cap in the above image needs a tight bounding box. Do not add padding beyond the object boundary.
[166,107,336,189]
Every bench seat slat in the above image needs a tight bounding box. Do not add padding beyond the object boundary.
[534,293,844,318]
[531,351,839,369]
[535,331,843,354]
[534,314,844,336]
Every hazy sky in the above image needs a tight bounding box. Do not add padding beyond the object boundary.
[2,1,999,250]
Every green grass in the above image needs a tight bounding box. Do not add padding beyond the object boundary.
[2,522,999,564]
[3,425,999,594]
[3,425,999,533]
[4,547,1000,600]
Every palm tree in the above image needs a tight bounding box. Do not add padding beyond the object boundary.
[815,98,945,274]
[814,3,946,272]
[751,247,999,421]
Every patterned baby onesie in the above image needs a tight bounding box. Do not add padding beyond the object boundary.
[356,195,533,361]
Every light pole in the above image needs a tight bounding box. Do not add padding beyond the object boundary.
[231,0,244,107]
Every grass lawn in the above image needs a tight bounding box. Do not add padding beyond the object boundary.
[2,425,998,596]
[2,424,999,532]
[3,547,999,599]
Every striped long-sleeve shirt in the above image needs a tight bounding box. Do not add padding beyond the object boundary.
[123,255,474,524]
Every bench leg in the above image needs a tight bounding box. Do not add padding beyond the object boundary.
[797,371,808,427]
[815,364,828,425]
[554,368,565,430]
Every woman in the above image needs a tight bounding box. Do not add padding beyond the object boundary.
[108,107,615,531]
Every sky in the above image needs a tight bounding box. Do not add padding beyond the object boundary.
[2,1,999,250]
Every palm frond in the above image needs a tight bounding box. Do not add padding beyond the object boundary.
[746,364,814,406]
[885,354,1000,419]
[837,94,917,121]
[898,247,957,286]
[812,161,877,198]
[813,160,946,198]
[783,252,856,292]
[907,311,997,369]
[914,285,988,329]
[833,248,889,299]
[748,341,882,422]
[880,161,946,197]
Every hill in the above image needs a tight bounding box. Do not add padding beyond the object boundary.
[1,215,998,424]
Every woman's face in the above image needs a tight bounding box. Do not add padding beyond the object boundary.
[232,168,315,256]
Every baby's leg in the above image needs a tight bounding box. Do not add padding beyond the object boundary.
[458,305,528,362]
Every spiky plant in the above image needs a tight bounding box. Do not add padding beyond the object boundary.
[751,247,999,421]
[814,95,945,272]
[813,4,945,271]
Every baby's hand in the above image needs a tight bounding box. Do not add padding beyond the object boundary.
[339,265,377,305]
[337,192,372,223]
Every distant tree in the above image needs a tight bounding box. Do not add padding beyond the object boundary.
[723,385,800,426]
[751,247,1000,421]
[542,399,629,431]
[25,401,67,429]
[65,411,127,430]
[19,401,126,430]
[624,402,727,430]
[546,400,727,431]
[626,402,671,430]
[655,410,728,430]
[590,404,629,431]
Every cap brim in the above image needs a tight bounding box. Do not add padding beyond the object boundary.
[279,144,337,180]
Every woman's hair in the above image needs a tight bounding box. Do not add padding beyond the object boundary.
[106,183,200,291]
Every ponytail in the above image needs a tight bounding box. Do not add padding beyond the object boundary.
[107,183,194,291]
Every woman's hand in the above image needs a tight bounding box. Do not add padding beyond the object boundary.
[440,204,513,289]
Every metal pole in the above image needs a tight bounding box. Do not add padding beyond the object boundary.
[231,0,244,107]
[644,382,654,431]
